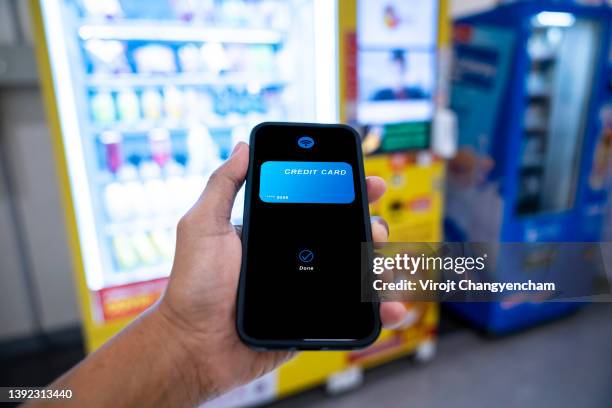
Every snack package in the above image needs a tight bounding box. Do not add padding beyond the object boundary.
[133,44,177,74]
[84,40,131,75]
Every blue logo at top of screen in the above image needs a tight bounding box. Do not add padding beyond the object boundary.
[297,136,315,149]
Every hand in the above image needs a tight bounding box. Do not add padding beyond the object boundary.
[448,148,494,187]
[155,142,410,402]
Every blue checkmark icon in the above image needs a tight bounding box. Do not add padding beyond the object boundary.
[298,249,315,263]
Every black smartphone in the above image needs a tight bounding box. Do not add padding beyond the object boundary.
[236,122,380,350]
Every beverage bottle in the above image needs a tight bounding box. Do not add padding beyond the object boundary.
[101,130,123,174]
[130,232,160,265]
[117,89,141,123]
[163,85,184,121]
[141,88,163,121]
[120,159,150,219]
[186,124,221,174]
[150,229,175,261]
[164,159,190,215]
[140,160,171,216]
[91,91,116,123]
[148,128,172,168]
[111,234,139,270]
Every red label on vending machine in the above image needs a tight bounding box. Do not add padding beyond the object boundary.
[96,278,169,322]
[345,32,358,104]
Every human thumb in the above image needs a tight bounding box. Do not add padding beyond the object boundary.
[191,142,249,232]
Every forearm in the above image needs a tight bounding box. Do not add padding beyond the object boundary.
[26,307,206,408]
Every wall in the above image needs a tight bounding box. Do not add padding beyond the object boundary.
[0,138,36,340]
[0,89,79,335]
[0,0,78,343]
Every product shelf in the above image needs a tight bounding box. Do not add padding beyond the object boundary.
[78,21,284,44]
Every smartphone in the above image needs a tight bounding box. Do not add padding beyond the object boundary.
[236,122,380,350]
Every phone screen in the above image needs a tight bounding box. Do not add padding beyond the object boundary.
[238,123,379,346]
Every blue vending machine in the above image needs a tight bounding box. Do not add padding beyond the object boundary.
[446,0,612,333]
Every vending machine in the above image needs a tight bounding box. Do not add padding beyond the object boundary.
[446,0,612,333]
[336,0,447,371]
[342,0,447,242]
[201,1,447,407]
[32,0,337,352]
[34,0,448,406]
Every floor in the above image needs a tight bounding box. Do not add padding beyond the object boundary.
[271,303,612,408]
[0,327,84,388]
[1,304,612,408]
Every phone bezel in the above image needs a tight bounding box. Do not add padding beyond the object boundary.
[235,122,380,350]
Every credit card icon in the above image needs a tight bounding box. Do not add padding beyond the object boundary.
[259,161,355,204]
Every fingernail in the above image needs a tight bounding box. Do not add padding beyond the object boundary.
[372,216,389,237]
[230,142,245,157]
[387,309,416,331]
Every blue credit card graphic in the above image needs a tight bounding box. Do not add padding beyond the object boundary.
[259,161,355,204]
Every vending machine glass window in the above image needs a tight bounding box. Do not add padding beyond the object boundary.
[38,0,336,327]
[517,13,601,215]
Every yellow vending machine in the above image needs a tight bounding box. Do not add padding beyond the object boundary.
[211,3,448,405]
[33,0,448,406]
[32,0,337,355]
[260,0,450,406]
[337,0,450,376]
